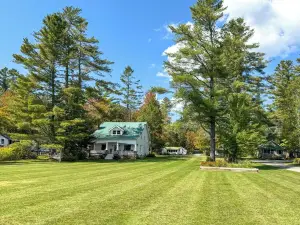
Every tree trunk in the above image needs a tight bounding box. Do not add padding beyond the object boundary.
[209,116,216,161]
[65,63,69,88]
[50,66,56,139]
[78,42,82,89]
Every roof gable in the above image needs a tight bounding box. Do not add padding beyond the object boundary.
[108,125,124,132]
[93,122,147,140]
[0,134,11,140]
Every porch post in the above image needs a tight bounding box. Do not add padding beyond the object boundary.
[106,142,108,150]
[117,142,119,151]
[134,144,137,151]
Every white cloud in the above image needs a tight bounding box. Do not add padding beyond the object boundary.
[163,1,300,59]
[148,38,152,43]
[163,23,179,40]
[156,71,170,78]
[223,0,300,58]
[149,63,156,68]
[171,98,184,112]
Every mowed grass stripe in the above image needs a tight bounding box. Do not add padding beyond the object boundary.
[0,161,159,181]
[126,166,207,225]
[44,159,197,225]
[0,159,191,224]
[232,172,300,224]
[0,160,182,214]
[0,160,177,196]
[187,172,259,225]
[1,158,300,225]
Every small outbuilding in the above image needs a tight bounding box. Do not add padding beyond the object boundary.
[161,147,187,155]
[0,134,12,147]
[259,141,286,159]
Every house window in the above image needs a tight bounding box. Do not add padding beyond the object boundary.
[101,144,106,150]
[1,139,4,145]
[278,150,282,155]
[124,145,131,151]
[264,149,271,154]
[112,130,121,135]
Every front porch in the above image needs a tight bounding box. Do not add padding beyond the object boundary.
[90,141,138,157]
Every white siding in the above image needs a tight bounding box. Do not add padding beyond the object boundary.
[0,135,10,147]
[136,124,150,157]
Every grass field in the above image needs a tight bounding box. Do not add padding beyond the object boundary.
[1,157,300,225]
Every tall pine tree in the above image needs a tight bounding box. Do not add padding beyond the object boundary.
[120,66,143,121]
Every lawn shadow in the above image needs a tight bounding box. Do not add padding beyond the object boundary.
[0,156,193,165]
[255,164,284,171]
[86,156,192,164]
[0,159,52,166]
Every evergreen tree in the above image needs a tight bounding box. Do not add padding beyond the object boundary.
[164,0,227,161]
[268,60,300,153]
[7,75,49,147]
[120,66,143,121]
[160,97,172,124]
[0,67,19,93]
[218,18,267,161]
[137,92,164,151]
[13,7,113,160]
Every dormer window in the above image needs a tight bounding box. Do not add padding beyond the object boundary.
[110,126,124,135]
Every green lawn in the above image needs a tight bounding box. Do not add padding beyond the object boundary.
[1,157,300,225]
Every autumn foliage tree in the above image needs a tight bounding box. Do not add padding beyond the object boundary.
[137,92,164,151]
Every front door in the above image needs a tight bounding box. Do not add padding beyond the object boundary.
[111,144,117,153]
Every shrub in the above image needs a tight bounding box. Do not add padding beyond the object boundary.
[99,154,106,159]
[62,153,77,162]
[123,154,136,160]
[294,158,300,164]
[200,160,228,167]
[200,159,256,168]
[77,150,88,160]
[0,141,36,161]
[147,153,156,158]
[113,154,121,160]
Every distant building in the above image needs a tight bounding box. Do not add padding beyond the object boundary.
[161,147,187,155]
[0,134,12,147]
[259,141,286,159]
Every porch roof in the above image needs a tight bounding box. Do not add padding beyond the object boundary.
[92,122,147,141]
[259,141,283,151]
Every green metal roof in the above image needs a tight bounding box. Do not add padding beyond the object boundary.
[93,122,147,140]
[259,141,283,150]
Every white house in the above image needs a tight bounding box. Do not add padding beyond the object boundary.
[162,147,187,155]
[0,134,12,147]
[90,122,150,159]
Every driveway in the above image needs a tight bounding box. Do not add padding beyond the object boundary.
[252,160,300,173]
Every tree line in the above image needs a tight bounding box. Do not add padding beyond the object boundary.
[0,7,167,160]
[164,0,300,162]
[1,1,300,162]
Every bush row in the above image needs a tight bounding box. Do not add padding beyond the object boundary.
[293,158,300,164]
[0,141,37,161]
[200,159,254,168]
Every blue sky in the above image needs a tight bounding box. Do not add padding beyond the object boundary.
[1,0,300,109]
[0,0,194,92]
